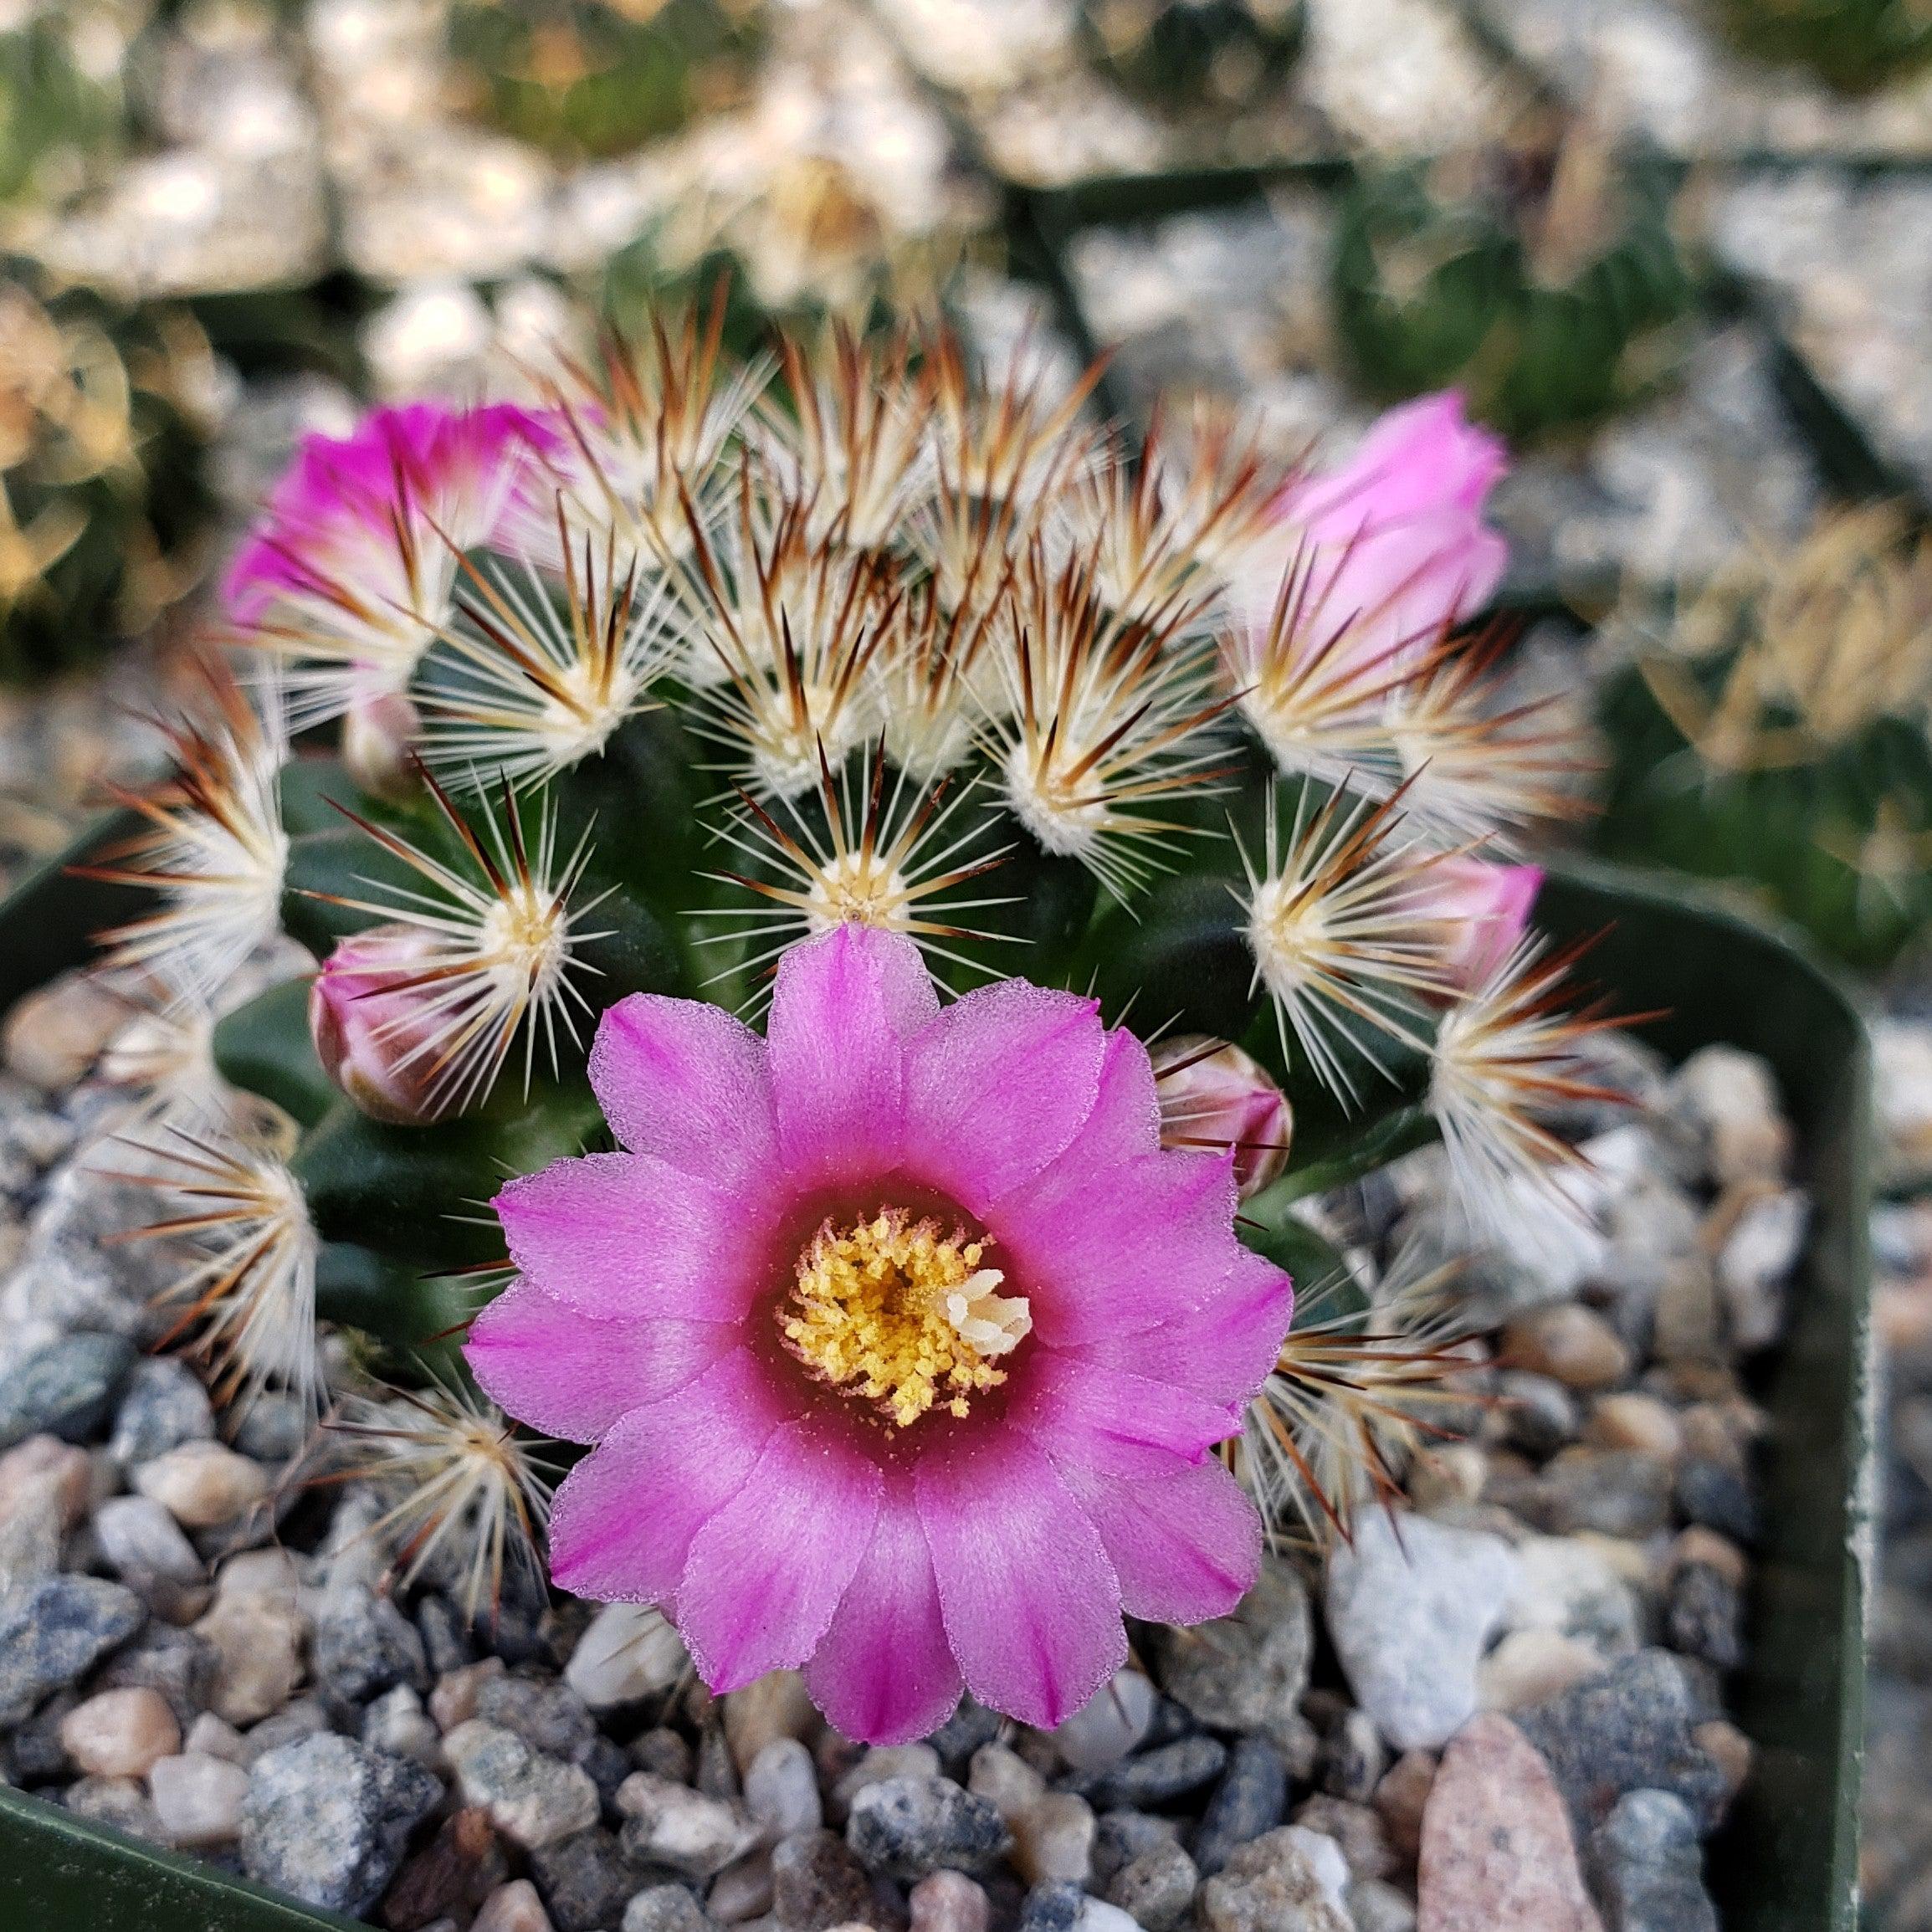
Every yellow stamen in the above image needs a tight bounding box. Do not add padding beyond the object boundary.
[782,1208,1032,1427]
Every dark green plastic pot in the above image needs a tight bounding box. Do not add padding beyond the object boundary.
[0,838,1869,1932]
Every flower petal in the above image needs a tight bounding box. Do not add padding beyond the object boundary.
[546,1349,787,1604]
[495,1151,762,1323]
[1007,1350,1243,1476]
[766,925,939,1191]
[992,1149,1243,1345]
[674,1415,882,1694]
[805,1481,964,1746]
[591,994,776,1192]
[901,981,1105,1214]
[916,1426,1126,1730]
[1059,1454,1262,1624]
[464,1277,736,1443]
[1068,1247,1293,1405]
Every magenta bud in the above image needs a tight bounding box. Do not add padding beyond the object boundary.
[310,923,449,1125]
[1150,1034,1293,1198]
[1419,857,1543,994]
[341,689,423,803]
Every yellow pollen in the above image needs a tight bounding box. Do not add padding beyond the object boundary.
[781,1207,1032,1428]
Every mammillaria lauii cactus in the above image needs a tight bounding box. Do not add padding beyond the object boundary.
[90,301,1612,1738]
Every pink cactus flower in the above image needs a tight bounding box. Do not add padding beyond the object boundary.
[1419,857,1544,993]
[1150,1037,1293,1200]
[224,402,556,720]
[309,925,454,1125]
[1242,392,1509,669]
[467,927,1293,1743]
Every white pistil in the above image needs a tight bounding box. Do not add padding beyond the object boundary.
[944,1268,1032,1359]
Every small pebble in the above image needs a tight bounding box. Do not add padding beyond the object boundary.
[771,1827,882,1931]
[1052,1669,1157,1771]
[616,1770,761,1878]
[1675,1461,1760,1547]
[1325,1511,1518,1752]
[834,1742,944,1816]
[1345,1878,1417,1932]
[1416,1714,1599,1932]
[846,1776,1012,1881]
[362,1683,443,1769]
[1587,1395,1684,1462]
[479,1878,559,1932]
[708,1847,775,1924]
[241,1732,443,1918]
[432,1657,508,1732]
[0,1573,146,1725]
[910,1868,991,1932]
[135,1443,269,1529]
[109,1359,216,1468]
[1290,1796,1391,1885]
[1371,1754,1437,1871]
[746,1737,824,1840]
[623,1885,710,1932]
[968,1743,1047,1825]
[1478,1631,1610,1713]
[192,1593,306,1725]
[93,1494,205,1586]
[1197,1827,1352,1932]
[64,1773,171,1847]
[387,1808,509,1929]
[446,1719,602,1851]
[564,1601,689,1710]
[1012,1791,1095,1886]
[58,1685,180,1778]
[150,1750,250,1847]
[184,1712,249,1764]
[1588,1788,1718,1932]
[1191,1735,1288,1877]
[528,1824,643,1932]
[1096,1734,1227,1806]
[313,1582,431,1703]
[0,1333,136,1451]
[1502,1305,1632,1391]
[1104,1837,1197,1931]
[724,1671,820,1773]
[1148,1557,1314,1755]
[1665,1566,1745,1673]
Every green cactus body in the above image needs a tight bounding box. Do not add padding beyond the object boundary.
[1715,0,1932,91]
[1333,147,1694,440]
[447,0,766,158]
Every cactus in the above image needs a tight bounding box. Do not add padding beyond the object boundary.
[93,308,1616,1704]
[0,263,218,682]
[1715,0,1932,92]
[1076,0,1306,112]
[1594,504,1932,972]
[1332,127,1694,439]
[446,0,766,159]
[0,10,126,208]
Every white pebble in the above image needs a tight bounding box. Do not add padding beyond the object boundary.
[1282,1827,1350,1914]
[150,1750,250,1847]
[744,1737,823,1839]
[59,1689,181,1779]
[1052,1669,1156,1771]
[565,1601,689,1710]
[134,1443,269,1528]
[93,1495,205,1585]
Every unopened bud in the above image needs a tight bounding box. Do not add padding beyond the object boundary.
[1418,857,1543,994]
[310,923,449,1125]
[341,688,423,803]
[1150,1035,1292,1198]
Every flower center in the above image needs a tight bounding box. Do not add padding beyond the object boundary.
[780,1207,1032,1428]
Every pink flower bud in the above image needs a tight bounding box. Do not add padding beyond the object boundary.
[1150,1035,1293,1198]
[1239,392,1509,670]
[341,689,423,803]
[1419,857,1543,993]
[310,924,451,1125]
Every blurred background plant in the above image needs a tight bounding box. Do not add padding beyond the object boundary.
[1333,120,1696,439]
[0,260,219,682]
[1593,503,1932,972]
[1714,0,1932,92]
[1076,0,1307,113]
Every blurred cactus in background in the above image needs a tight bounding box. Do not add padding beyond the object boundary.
[1332,121,1694,439]
[1076,0,1306,112]
[1594,502,1932,971]
[0,8,127,209]
[1714,0,1932,92]
[446,0,766,158]
[85,303,1622,1637]
[0,262,219,681]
